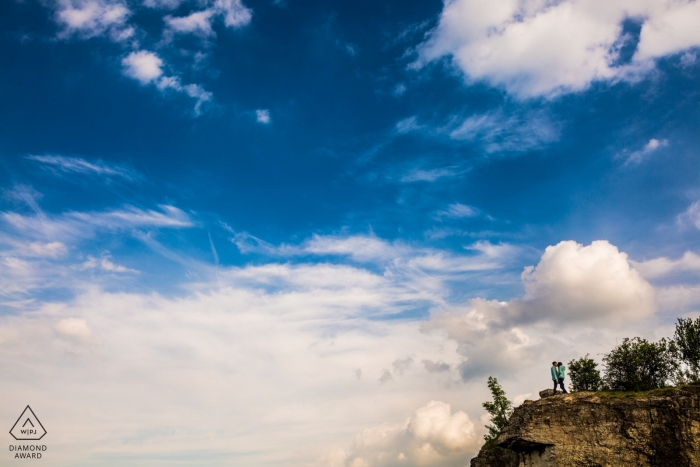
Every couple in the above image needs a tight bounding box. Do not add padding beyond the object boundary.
[551,361,568,394]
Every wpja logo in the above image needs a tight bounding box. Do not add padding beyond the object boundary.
[9,406,47,459]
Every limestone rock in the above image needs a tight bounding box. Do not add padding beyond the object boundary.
[538,389,556,399]
[471,384,700,467]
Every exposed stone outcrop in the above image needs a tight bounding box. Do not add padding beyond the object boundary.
[471,384,700,467]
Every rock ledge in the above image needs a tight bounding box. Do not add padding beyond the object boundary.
[471,384,700,467]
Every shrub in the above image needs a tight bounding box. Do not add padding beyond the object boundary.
[568,354,601,391]
[482,376,513,449]
[673,317,700,383]
[602,337,677,391]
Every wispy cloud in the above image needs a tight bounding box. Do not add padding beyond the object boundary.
[622,138,669,165]
[633,251,700,279]
[435,203,478,219]
[81,254,139,273]
[399,166,465,183]
[27,155,141,181]
[447,109,560,153]
[2,205,193,242]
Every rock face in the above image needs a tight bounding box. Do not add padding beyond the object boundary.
[471,384,700,467]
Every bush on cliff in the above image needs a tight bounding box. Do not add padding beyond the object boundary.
[602,337,677,391]
[482,376,513,449]
[568,354,602,391]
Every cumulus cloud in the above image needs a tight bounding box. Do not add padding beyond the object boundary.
[512,240,656,323]
[256,109,271,124]
[165,10,215,36]
[326,401,481,467]
[164,0,252,37]
[422,240,657,380]
[214,0,252,27]
[55,0,133,41]
[122,51,164,84]
[423,299,541,381]
[418,0,700,98]
[121,52,213,114]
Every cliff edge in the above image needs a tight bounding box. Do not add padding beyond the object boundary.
[471,384,700,467]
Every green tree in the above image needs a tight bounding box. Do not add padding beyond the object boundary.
[602,337,677,391]
[482,376,513,449]
[568,354,602,391]
[673,317,700,383]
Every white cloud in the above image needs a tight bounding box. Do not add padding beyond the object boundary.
[55,318,95,343]
[122,51,164,84]
[256,109,271,124]
[324,401,481,467]
[214,0,252,28]
[56,0,133,41]
[632,251,700,279]
[400,167,465,183]
[447,109,560,152]
[122,53,213,114]
[436,203,477,219]
[27,154,140,181]
[512,240,656,324]
[165,10,215,36]
[396,116,423,134]
[678,201,700,230]
[421,240,657,380]
[418,0,700,98]
[512,392,532,406]
[27,241,68,258]
[624,138,669,164]
[2,205,193,243]
[165,0,252,37]
[81,255,138,273]
[143,0,183,9]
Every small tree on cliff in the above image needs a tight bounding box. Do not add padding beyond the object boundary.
[482,376,513,449]
[602,337,677,391]
[568,354,602,391]
[673,317,700,383]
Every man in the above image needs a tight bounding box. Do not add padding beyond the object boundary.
[557,361,568,394]
[551,361,560,392]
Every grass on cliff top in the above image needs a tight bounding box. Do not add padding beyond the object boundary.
[583,383,700,399]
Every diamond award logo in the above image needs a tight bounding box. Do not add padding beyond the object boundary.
[10,406,46,441]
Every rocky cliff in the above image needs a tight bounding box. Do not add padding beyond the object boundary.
[471,384,700,467]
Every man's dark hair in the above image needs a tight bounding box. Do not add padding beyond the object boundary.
[557,362,562,366]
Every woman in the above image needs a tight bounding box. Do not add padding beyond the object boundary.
[556,361,568,394]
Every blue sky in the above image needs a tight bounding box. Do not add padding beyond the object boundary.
[2,0,700,465]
